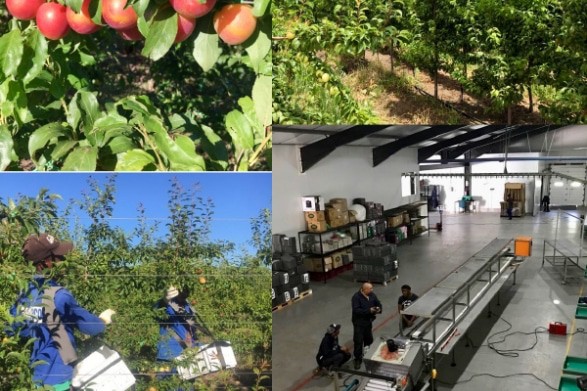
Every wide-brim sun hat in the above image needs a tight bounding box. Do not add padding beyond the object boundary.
[22,233,73,264]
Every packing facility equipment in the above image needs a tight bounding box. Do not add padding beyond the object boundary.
[71,345,135,391]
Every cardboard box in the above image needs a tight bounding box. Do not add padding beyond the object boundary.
[333,253,343,269]
[388,215,403,228]
[308,221,328,233]
[304,211,326,222]
[329,198,348,211]
[303,257,332,272]
[302,196,325,211]
[403,213,410,224]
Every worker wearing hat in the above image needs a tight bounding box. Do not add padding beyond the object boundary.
[156,285,199,363]
[315,323,351,375]
[9,233,115,390]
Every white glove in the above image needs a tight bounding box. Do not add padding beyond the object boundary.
[99,309,116,325]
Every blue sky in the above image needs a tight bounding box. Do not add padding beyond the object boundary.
[0,173,271,256]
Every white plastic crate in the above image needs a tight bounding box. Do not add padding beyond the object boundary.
[72,345,135,391]
[176,341,237,380]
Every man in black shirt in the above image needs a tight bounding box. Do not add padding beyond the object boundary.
[506,194,513,220]
[542,194,550,212]
[398,284,419,331]
[351,282,382,369]
[315,323,351,374]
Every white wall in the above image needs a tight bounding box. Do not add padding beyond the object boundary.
[273,145,419,238]
[471,153,541,213]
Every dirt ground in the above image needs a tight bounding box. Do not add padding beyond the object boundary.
[348,51,547,125]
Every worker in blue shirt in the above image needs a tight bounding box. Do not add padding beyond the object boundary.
[9,233,115,390]
[157,286,199,363]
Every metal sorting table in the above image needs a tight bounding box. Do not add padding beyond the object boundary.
[401,238,519,355]
[542,239,587,284]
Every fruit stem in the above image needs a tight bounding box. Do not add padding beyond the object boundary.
[248,129,271,168]
[136,124,166,171]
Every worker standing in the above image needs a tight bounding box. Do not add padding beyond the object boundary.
[542,194,550,212]
[351,282,382,370]
[506,194,514,220]
[9,233,115,390]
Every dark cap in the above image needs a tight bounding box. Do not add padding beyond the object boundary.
[22,233,73,264]
[327,323,341,334]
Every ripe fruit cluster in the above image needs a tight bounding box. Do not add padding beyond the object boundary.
[5,0,258,46]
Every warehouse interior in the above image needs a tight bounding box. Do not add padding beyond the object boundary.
[272,125,587,391]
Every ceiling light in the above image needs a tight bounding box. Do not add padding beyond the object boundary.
[554,181,564,187]
[553,299,560,305]
[571,182,582,188]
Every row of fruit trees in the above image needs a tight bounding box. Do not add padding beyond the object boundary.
[273,0,586,124]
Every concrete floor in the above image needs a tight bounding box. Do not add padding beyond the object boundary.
[273,210,587,391]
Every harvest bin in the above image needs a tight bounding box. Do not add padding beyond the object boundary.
[72,345,136,391]
[514,236,532,257]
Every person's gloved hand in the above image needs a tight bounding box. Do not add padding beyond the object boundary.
[99,309,116,325]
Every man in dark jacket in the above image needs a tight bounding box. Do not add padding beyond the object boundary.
[315,323,351,374]
[351,282,382,369]
[542,194,550,212]
[9,233,114,390]
[398,284,419,330]
[506,194,514,220]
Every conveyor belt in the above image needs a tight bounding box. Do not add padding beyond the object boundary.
[401,238,518,355]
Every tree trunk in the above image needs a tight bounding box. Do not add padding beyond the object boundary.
[390,45,394,72]
[528,85,533,113]
[434,42,439,99]
[461,52,467,104]
[507,106,513,125]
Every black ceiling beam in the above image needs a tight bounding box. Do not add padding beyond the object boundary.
[419,162,467,171]
[418,125,506,162]
[373,125,464,167]
[299,125,389,172]
[469,124,564,157]
[445,124,562,160]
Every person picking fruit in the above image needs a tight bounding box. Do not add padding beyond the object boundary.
[156,286,200,368]
[8,233,115,391]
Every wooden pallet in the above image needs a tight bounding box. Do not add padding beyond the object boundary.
[272,289,313,312]
[354,274,398,286]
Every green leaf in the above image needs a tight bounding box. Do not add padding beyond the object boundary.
[116,149,156,171]
[245,18,270,72]
[144,116,204,171]
[0,126,14,171]
[252,74,271,128]
[201,125,229,166]
[67,93,82,130]
[66,0,83,13]
[0,29,24,78]
[0,79,32,124]
[192,14,222,72]
[108,136,135,154]
[238,96,263,141]
[29,123,67,162]
[133,0,151,18]
[142,5,177,61]
[77,90,100,131]
[21,29,48,85]
[51,140,78,160]
[253,0,270,17]
[61,147,98,171]
[226,110,254,151]
[89,0,103,25]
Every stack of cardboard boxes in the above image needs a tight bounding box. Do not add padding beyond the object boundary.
[272,235,311,309]
[303,249,354,273]
[326,198,350,228]
[352,239,399,284]
[302,196,353,232]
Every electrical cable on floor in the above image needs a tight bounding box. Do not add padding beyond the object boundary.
[437,372,557,390]
[485,317,548,357]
